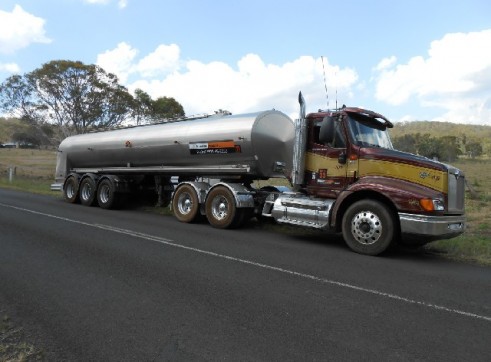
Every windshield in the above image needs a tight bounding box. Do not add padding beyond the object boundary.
[347,114,393,149]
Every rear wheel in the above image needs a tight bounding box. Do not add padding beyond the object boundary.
[342,200,397,255]
[79,177,97,206]
[97,178,118,209]
[63,176,79,203]
[172,184,200,223]
[205,186,242,229]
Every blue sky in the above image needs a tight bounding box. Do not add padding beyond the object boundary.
[1,0,491,125]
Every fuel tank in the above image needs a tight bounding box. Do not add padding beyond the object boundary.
[56,110,295,180]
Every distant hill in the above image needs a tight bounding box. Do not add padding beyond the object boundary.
[389,120,491,141]
[389,120,491,157]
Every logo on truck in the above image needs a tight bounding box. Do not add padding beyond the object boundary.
[189,140,241,155]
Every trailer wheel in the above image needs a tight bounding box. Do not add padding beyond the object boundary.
[205,186,240,229]
[79,177,97,206]
[172,184,200,223]
[97,178,118,209]
[342,200,396,255]
[63,176,79,203]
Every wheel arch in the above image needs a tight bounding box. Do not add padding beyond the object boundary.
[174,181,211,205]
[81,172,99,184]
[333,190,400,235]
[205,182,255,209]
[63,172,82,189]
[96,174,131,193]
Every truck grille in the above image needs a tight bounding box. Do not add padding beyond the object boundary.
[448,167,465,214]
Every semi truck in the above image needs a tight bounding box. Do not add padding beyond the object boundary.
[51,93,466,255]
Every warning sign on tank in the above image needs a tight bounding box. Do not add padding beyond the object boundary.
[189,141,241,155]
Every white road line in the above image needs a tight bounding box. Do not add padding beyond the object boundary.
[2,202,490,323]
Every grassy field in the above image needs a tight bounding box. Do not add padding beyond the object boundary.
[426,159,491,265]
[1,148,490,265]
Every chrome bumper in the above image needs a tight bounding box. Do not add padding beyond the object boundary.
[399,212,466,240]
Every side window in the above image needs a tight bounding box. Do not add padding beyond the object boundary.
[332,121,346,148]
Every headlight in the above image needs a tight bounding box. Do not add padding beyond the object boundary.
[420,198,445,211]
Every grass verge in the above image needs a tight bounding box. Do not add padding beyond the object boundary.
[0,178,56,196]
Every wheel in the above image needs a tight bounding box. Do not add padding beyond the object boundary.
[172,184,200,223]
[79,177,97,206]
[63,176,79,203]
[97,178,118,209]
[205,186,241,229]
[342,200,397,255]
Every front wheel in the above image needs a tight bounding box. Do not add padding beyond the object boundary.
[342,200,397,255]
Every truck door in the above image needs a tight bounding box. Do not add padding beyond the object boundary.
[305,116,352,198]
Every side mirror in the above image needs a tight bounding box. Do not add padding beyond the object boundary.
[319,116,335,144]
[338,152,347,164]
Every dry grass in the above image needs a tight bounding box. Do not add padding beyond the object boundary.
[425,159,491,265]
[0,313,43,362]
[0,148,56,179]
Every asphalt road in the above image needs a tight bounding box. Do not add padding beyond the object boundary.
[0,188,490,361]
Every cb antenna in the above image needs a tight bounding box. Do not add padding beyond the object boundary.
[321,56,329,109]
[335,71,338,110]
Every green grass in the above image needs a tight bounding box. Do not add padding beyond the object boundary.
[1,149,490,265]
[420,158,491,265]
[0,177,57,196]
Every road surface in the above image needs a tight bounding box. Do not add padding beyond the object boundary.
[0,188,490,361]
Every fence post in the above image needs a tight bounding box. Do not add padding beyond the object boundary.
[8,166,16,183]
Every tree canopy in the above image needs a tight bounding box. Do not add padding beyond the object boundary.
[0,60,185,143]
[132,89,184,125]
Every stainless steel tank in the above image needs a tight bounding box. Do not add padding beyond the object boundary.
[55,110,295,181]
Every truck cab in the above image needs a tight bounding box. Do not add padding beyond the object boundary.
[267,105,466,255]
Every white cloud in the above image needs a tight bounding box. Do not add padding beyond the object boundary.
[374,29,491,124]
[0,5,51,54]
[135,44,180,77]
[0,62,21,74]
[84,0,111,4]
[84,0,128,8]
[97,42,181,82]
[374,56,397,72]
[97,43,358,117]
[96,42,138,83]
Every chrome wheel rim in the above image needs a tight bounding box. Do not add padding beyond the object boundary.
[99,184,110,204]
[81,183,92,201]
[211,196,229,221]
[177,192,194,215]
[66,182,75,199]
[350,210,382,245]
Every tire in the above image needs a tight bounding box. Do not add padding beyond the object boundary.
[172,184,200,223]
[79,177,97,206]
[205,186,241,229]
[63,176,79,203]
[342,200,397,255]
[97,178,118,209]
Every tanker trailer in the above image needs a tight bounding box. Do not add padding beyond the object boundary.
[52,92,465,256]
[52,110,295,226]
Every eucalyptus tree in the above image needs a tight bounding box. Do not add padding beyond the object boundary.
[0,60,134,139]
